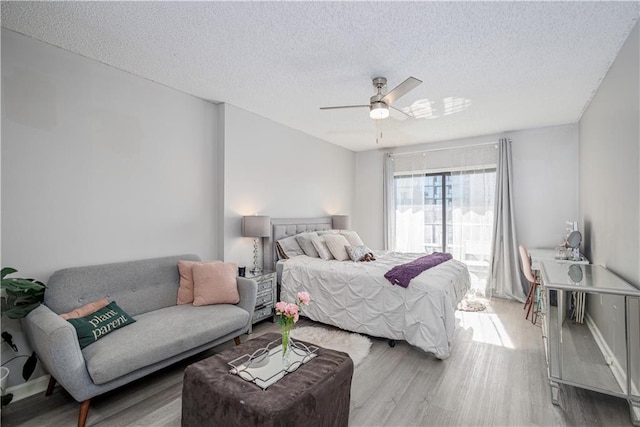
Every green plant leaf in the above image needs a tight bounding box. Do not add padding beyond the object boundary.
[1,267,17,280]
[22,351,37,381]
[1,393,13,407]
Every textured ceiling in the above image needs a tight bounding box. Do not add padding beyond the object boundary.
[2,1,638,152]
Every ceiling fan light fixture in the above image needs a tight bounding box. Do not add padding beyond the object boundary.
[369,101,389,120]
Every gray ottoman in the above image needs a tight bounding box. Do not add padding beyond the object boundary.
[182,332,353,426]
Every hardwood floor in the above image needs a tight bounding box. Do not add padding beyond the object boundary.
[2,299,633,426]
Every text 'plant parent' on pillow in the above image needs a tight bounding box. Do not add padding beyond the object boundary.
[192,262,240,306]
[66,302,136,349]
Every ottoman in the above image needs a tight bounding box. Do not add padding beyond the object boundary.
[181,332,354,427]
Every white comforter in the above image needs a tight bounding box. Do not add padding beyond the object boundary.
[281,251,470,359]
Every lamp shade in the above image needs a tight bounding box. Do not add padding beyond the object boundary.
[331,215,350,230]
[242,215,271,238]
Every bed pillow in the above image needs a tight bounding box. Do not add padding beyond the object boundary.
[317,229,340,236]
[67,302,136,349]
[346,245,374,262]
[323,234,351,261]
[311,236,334,260]
[340,230,365,247]
[276,235,305,259]
[177,260,221,305]
[192,262,240,306]
[60,296,109,320]
[295,232,319,258]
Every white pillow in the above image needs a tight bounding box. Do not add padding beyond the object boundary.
[276,236,305,259]
[323,234,351,261]
[317,229,340,235]
[295,232,319,258]
[311,236,334,260]
[340,230,364,247]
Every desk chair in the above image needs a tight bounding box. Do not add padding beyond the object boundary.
[519,245,540,323]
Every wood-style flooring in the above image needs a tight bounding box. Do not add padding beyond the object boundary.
[1,299,633,426]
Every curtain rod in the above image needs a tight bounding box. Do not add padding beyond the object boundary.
[387,140,501,158]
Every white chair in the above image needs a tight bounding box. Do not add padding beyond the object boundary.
[519,245,540,323]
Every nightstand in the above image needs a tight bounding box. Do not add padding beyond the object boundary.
[244,270,276,333]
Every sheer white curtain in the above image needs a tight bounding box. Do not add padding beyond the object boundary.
[392,153,429,253]
[449,147,496,296]
[488,138,525,301]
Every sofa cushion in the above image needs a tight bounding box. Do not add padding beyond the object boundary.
[67,302,136,349]
[45,254,201,317]
[82,304,250,385]
[177,260,221,305]
[60,296,109,320]
[192,262,239,306]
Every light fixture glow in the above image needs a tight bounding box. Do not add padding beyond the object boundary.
[369,101,389,120]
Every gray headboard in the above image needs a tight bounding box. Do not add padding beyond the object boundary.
[264,217,332,272]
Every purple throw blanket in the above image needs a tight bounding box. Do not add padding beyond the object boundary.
[384,252,453,288]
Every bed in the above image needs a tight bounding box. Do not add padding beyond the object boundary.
[266,217,471,359]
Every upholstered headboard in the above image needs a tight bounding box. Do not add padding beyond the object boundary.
[264,217,332,272]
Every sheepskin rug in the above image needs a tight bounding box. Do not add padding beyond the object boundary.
[290,326,372,367]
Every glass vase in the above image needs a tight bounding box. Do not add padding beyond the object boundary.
[281,323,293,367]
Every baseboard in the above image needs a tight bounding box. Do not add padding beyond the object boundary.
[5,374,49,402]
[585,313,629,393]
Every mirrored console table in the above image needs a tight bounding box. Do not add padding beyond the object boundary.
[540,262,640,426]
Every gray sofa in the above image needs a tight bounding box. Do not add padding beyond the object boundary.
[23,254,257,427]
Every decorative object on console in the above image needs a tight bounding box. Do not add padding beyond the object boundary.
[242,215,271,274]
[274,291,310,366]
[331,215,350,230]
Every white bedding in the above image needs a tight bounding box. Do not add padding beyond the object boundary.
[281,251,471,359]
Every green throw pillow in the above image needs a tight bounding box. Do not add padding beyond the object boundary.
[67,301,136,349]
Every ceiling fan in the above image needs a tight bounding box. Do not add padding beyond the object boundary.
[320,76,422,120]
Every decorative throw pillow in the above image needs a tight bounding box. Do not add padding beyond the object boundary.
[177,260,221,305]
[346,245,374,262]
[67,302,136,349]
[295,232,320,258]
[311,236,334,260]
[60,296,109,320]
[340,230,365,247]
[276,235,305,259]
[323,234,351,261]
[317,229,340,235]
[192,262,240,306]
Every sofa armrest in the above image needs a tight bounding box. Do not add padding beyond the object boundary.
[22,304,95,401]
[236,277,257,316]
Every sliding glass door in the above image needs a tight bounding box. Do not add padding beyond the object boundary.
[394,168,496,291]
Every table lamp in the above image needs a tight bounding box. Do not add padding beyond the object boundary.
[242,215,270,274]
[332,215,350,230]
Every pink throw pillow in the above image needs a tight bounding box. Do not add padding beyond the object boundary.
[177,260,222,305]
[59,296,109,320]
[192,262,239,306]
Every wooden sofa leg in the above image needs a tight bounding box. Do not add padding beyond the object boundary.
[78,399,91,427]
[234,337,241,345]
[45,376,57,396]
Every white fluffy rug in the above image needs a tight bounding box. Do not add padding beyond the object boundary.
[290,326,372,366]
[457,291,489,312]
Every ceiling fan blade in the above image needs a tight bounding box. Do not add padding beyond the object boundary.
[320,105,369,110]
[389,105,412,121]
[381,77,422,105]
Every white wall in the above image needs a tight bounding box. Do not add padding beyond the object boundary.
[1,29,220,386]
[579,21,639,286]
[353,124,579,251]
[222,104,355,269]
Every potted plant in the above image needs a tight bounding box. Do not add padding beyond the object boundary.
[1,267,46,406]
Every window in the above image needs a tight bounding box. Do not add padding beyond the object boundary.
[393,168,496,291]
